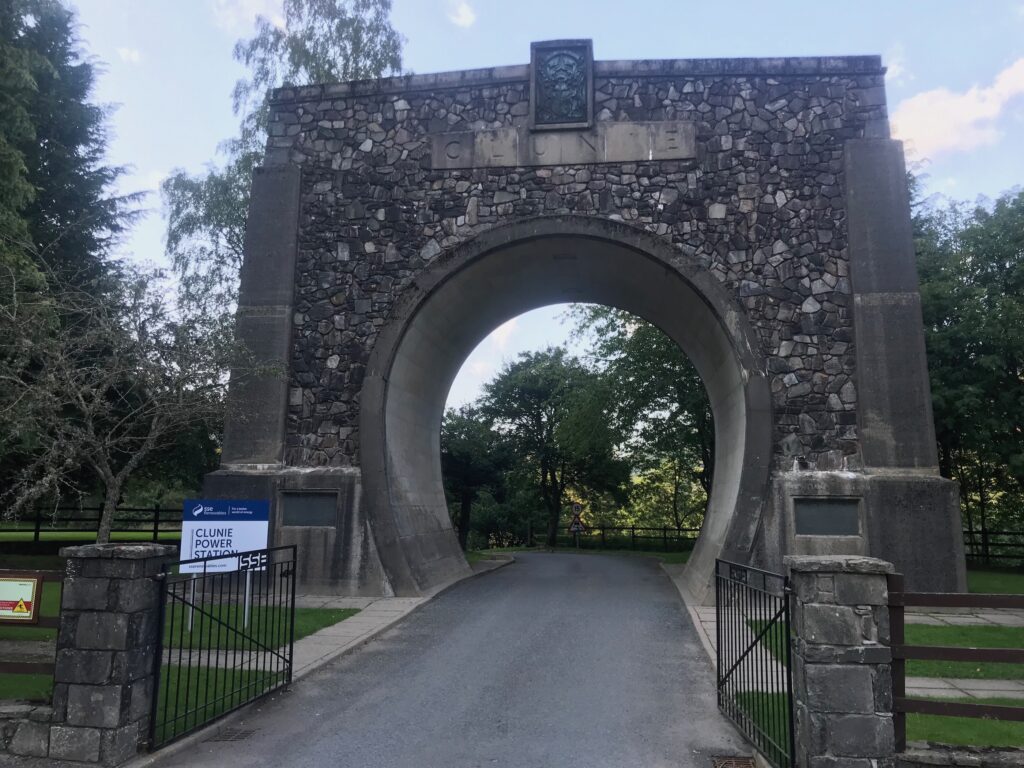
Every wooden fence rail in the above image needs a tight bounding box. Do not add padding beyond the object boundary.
[887,572,1024,751]
[0,506,182,543]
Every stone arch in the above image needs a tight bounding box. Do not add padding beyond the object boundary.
[359,215,773,601]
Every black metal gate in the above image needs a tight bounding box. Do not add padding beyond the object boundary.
[715,559,795,768]
[150,546,297,748]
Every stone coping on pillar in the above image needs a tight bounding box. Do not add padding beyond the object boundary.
[59,543,177,560]
[785,554,896,575]
[269,55,885,103]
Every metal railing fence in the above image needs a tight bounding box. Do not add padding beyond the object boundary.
[552,524,700,551]
[715,559,795,768]
[150,546,297,748]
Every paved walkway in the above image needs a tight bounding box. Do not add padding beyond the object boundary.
[904,607,1024,627]
[292,596,426,678]
[907,676,1024,699]
[148,552,747,768]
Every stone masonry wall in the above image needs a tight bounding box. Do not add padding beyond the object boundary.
[264,58,887,471]
[0,704,52,759]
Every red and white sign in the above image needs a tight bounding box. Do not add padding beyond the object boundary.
[0,575,41,624]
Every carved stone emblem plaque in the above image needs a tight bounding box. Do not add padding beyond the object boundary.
[530,39,593,130]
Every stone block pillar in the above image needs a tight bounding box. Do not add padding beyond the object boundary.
[786,555,896,768]
[50,543,175,765]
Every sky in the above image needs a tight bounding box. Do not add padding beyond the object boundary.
[70,0,1024,407]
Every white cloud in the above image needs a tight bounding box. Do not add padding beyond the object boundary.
[490,317,518,351]
[116,47,141,64]
[891,58,1024,160]
[884,44,912,86]
[212,0,285,33]
[447,1,476,27]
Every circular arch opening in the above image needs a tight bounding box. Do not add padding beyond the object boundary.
[361,217,772,601]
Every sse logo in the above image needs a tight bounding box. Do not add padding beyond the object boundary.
[239,552,268,571]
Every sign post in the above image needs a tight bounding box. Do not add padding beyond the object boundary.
[568,503,586,548]
[181,499,270,630]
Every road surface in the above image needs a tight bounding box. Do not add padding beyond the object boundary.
[154,552,747,768]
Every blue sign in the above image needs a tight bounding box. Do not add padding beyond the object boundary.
[181,499,270,572]
[184,499,269,522]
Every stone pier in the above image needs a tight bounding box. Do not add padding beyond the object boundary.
[46,544,174,765]
[787,555,896,768]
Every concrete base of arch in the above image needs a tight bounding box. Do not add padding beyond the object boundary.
[357,217,775,602]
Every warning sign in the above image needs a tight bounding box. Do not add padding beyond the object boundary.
[568,512,586,534]
[0,575,41,624]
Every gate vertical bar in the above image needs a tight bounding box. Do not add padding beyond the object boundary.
[288,545,297,683]
[784,577,795,768]
[888,572,906,751]
[149,570,169,747]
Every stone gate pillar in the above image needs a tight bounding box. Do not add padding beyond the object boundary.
[787,555,896,768]
[48,543,175,765]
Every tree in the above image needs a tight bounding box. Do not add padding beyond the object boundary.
[440,406,509,550]
[7,0,136,287]
[482,348,629,546]
[0,0,39,276]
[0,0,140,502]
[628,459,706,530]
[914,185,1024,532]
[570,305,713,523]
[0,255,246,542]
[162,0,403,314]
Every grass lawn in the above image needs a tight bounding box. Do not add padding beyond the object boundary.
[904,625,1024,680]
[153,664,284,745]
[968,570,1024,595]
[730,690,792,766]
[747,618,790,662]
[907,697,1024,747]
[0,674,53,702]
[162,604,358,651]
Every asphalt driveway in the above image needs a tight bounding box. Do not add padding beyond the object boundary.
[152,552,746,768]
